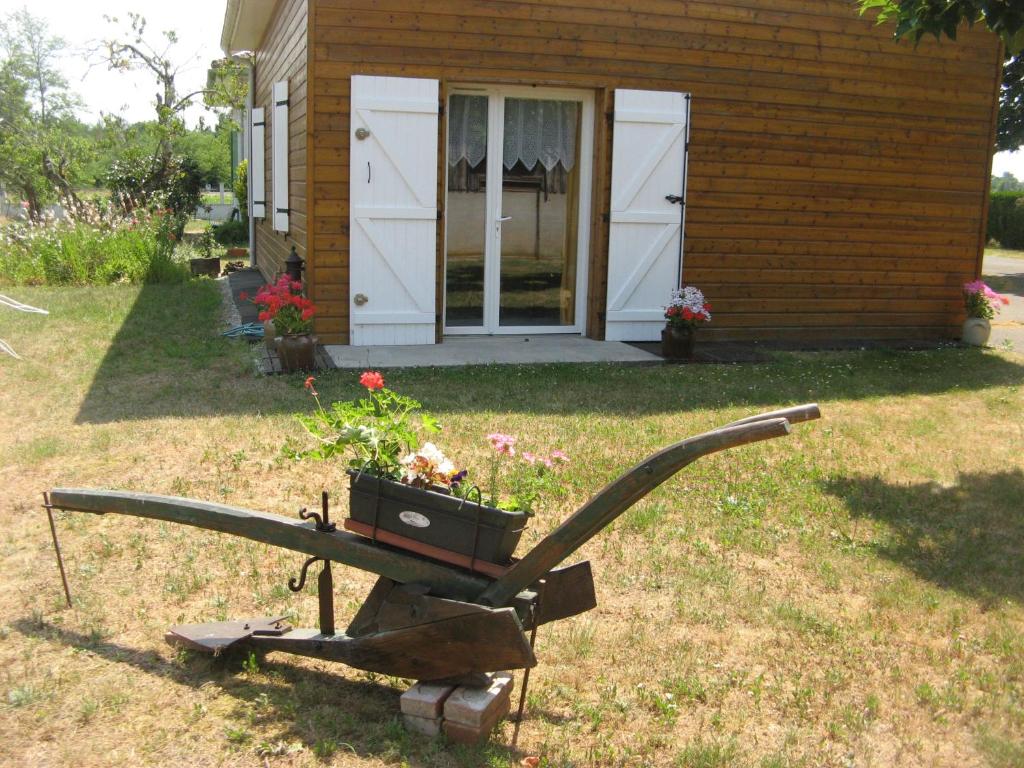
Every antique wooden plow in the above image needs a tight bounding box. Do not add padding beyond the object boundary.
[42,404,819,685]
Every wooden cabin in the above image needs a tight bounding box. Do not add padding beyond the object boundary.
[220,0,1002,346]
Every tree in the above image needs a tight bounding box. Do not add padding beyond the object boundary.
[858,1,1024,151]
[0,8,91,218]
[173,114,233,187]
[992,171,1024,191]
[98,14,246,169]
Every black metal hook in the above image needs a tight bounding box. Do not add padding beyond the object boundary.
[298,491,336,532]
[288,555,323,592]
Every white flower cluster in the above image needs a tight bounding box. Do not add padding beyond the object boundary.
[667,286,711,321]
[400,442,456,486]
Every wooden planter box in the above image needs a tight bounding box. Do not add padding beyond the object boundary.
[346,469,528,565]
[189,257,220,277]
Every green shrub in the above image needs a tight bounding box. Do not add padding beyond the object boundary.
[0,203,188,286]
[213,219,248,246]
[233,159,248,226]
[987,191,1024,249]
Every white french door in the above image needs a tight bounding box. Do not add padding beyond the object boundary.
[443,85,594,335]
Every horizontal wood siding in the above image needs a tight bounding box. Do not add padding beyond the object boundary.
[253,0,308,283]
[308,0,1000,343]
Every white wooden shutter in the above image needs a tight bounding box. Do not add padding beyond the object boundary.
[605,89,690,341]
[349,75,439,346]
[272,80,289,232]
[250,107,266,219]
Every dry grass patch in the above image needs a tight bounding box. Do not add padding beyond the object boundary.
[1,282,1023,767]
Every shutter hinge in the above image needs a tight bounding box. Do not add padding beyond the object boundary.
[275,99,289,107]
[438,102,445,117]
[437,209,443,220]
[253,121,265,127]
[254,199,266,205]
[276,207,290,214]
[605,110,614,122]
[601,212,610,223]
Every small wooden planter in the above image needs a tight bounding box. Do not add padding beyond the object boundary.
[189,257,220,277]
[346,470,528,566]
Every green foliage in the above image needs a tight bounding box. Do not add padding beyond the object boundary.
[0,9,93,216]
[233,159,248,225]
[204,56,249,111]
[859,2,1024,151]
[172,114,233,186]
[859,1,1024,52]
[290,382,440,480]
[213,219,247,246]
[999,54,1024,151]
[105,152,202,225]
[991,172,1024,192]
[987,191,1024,248]
[0,205,188,286]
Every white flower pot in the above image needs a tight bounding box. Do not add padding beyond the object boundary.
[961,317,991,347]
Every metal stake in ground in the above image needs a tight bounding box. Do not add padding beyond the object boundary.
[41,492,72,608]
[512,578,545,749]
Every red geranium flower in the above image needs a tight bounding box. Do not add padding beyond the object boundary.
[239,291,248,301]
[360,371,385,390]
[258,310,270,322]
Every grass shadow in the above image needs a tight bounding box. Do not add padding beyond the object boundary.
[54,280,1024,424]
[823,470,1024,605]
[11,618,523,766]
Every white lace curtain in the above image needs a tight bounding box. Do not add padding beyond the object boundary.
[448,96,578,172]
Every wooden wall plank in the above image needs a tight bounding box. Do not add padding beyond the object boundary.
[252,0,309,282]
[295,0,1000,344]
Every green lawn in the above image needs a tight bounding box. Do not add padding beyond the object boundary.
[985,247,1024,261]
[1,282,1023,767]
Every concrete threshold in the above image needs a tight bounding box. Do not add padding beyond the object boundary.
[325,335,662,368]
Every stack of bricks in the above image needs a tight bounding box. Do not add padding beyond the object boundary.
[400,673,514,744]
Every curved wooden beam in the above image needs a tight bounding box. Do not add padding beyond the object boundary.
[477,416,799,607]
[46,489,490,600]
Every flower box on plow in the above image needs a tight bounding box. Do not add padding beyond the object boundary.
[345,469,528,569]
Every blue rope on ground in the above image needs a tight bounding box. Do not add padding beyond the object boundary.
[222,323,264,339]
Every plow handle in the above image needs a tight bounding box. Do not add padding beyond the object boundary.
[476,404,820,607]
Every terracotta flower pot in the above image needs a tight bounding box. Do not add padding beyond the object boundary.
[961,317,991,347]
[276,333,318,372]
[226,247,249,259]
[661,325,696,360]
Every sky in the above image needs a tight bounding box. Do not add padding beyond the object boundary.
[0,0,226,128]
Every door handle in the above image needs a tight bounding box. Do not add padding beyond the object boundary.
[497,216,513,222]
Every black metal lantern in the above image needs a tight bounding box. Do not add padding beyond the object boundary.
[285,246,304,283]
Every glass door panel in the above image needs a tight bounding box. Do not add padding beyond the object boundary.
[444,94,489,328]
[498,98,581,328]
[445,88,590,335]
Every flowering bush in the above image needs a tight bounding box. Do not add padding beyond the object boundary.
[244,276,317,335]
[665,286,711,329]
[290,372,441,480]
[485,433,568,515]
[291,372,567,514]
[0,200,187,286]
[963,280,1009,319]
